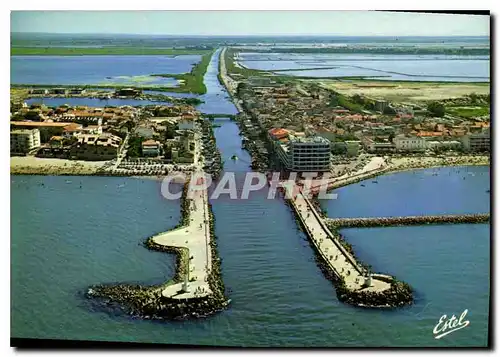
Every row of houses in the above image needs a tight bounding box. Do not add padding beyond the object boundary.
[36,132,123,160]
[30,88,86,95]
[363,128,490,153]
[29,87,142,97]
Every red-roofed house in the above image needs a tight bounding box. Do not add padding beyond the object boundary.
[268,128,290,140]
[142,139,161,157]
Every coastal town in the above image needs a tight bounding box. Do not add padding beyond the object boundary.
[10,10,492,348]
[10,85,490,179]
[11,48,490,179]
[10,46,490,313]
[10,88,219,177]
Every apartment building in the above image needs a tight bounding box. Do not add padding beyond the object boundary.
[363,137,395,153]
[69,133,122,160]
[11,121,77,143]
[10,129,41,154]
[426,140,462,151]
[462,128,490,152]
[289,136,331,172]
[142,140,161,157]
[269,128,331,172]
[345,140,361,157]
[394,135,427,152]
[178,119,196,130]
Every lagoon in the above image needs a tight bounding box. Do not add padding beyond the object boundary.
[238,53,490,82]
[10,55,202,87]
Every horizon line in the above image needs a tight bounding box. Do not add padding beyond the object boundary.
[10,32,490,38]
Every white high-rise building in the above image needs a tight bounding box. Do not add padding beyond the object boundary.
[10,129,41,154]
[269,128,331,172]
[462,128,490,152]
[288,136,331,172]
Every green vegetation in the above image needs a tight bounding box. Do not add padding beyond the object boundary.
[329,92,364,113]
[151,51,214,94]
[11,47,212,56]
[127,135,144,158]
[427,101,446,117]
[334,134,359,142]
[447,106,490,118]
[163,122,178,140]
[224,48,263,78]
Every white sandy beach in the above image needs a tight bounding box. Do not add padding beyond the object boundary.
[10,156,108,175]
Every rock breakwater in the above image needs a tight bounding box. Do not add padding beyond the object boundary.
[86,182,229,320]
[327,214,490,229]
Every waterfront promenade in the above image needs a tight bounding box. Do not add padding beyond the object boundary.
[152,175,212,299]
[304,157,387,193]
[288,184,391,293]
[305,154,490,193]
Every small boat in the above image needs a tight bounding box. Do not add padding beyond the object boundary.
[360,184,365,187]
[231,155,238,161]
[65,180,72,184]
[372,181,378,184]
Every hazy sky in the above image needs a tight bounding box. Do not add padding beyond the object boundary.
[11,11,490,36]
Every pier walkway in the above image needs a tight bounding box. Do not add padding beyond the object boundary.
[287,184,391,293]
[152,174,212,300]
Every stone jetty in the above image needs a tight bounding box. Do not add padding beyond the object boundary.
[327,214,490,229]
[86,179,229,320]
[200,119,223,179]
[285,183,413,308]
